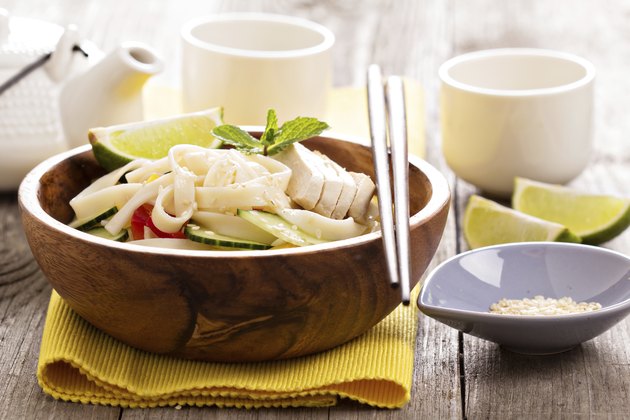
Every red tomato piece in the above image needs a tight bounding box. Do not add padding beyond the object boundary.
[130,204,151,240]
[130,204,186,240]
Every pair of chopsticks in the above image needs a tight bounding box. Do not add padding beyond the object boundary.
[367,64,411,305]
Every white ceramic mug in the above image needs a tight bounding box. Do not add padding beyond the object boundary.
[439,48,595,196]
[180,13,335,125]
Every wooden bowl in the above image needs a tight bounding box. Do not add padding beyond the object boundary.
[18,133,450,362]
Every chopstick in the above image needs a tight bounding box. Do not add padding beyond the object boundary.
[366,64,411,305]
[386,74,411,305]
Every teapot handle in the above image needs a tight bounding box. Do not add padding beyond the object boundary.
[46,25,83,82]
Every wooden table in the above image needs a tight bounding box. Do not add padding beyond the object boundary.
[1,1,629,418]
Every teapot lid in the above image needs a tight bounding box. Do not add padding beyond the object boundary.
[0,8,64,67]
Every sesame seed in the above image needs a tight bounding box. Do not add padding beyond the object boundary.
[489,295,602,316]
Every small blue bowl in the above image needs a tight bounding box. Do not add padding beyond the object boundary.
[418,242,630,355]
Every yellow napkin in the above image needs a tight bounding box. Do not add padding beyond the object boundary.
[38,287,420,408]
[143,78,426,158]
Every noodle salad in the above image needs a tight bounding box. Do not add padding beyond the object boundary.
[69,112,378,250]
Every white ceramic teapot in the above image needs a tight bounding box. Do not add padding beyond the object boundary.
[0,10,163,190]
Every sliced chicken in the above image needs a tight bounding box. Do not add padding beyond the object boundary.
[348,172,376,220]
[273,143,324,210]
[314,151,358,219]
[274,144,376,220]
[311,150,344,218]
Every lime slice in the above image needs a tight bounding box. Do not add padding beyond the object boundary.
[513,177,630,245]
[464,195,580,249]
[89,107,224,171]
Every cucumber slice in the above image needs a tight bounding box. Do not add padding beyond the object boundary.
[184,224,272,250]
[131,238,219,250]
[70,207,118,231]
[86,226,129,242]
[190,211,276,244]
[237,210,327,247]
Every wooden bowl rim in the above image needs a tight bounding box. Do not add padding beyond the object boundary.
[18,130,450,259]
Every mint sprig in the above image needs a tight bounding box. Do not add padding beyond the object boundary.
[211,109,329,156]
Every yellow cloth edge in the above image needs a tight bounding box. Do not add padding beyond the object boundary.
[37,286,420,409]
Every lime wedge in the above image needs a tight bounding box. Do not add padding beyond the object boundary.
[89,107,224,171]
[464,195,581,249]
[513,177,630,245]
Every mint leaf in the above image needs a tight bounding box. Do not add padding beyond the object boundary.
[211,125,263,154]
[211,111,329,156]
[266,117,329,155]
[260,109,278,147]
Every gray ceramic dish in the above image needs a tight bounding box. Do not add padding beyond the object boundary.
[418,242,630,355]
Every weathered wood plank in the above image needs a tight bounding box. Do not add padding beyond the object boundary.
[0,194,122,420]
[121,406,327,420]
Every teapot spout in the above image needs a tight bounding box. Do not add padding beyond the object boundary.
[60,42,164,149]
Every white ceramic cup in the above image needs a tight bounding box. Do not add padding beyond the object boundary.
[180,13,335,125]
[439,48,595,196]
